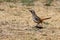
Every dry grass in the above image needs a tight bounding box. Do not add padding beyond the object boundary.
[0,0,60,40]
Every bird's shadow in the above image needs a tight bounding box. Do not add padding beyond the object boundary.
[25,25,43,31]
[34,25,43,29]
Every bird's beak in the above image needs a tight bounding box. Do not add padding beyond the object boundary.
[29,10,32,12]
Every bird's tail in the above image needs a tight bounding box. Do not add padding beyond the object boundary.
[41,17,51,21]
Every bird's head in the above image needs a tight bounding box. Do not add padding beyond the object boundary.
[29,9,35,14]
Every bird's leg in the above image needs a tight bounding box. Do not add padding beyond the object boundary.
[35,23,43,29]
[36,23,39,26]
[35,23,40,27]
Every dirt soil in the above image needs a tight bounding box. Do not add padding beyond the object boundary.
[0,0,60,40]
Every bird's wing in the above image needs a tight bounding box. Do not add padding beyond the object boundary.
[35,17,40,21]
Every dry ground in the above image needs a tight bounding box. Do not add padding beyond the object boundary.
[0,0,60,40]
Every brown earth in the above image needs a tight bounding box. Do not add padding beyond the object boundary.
[0,0,60,40]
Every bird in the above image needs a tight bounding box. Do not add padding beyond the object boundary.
[29,10,42,24]
[29,9,43,28]
[29,9,51,28]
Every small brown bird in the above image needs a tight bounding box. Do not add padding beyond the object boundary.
[29,9,51,28]
[29,10,42,25]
